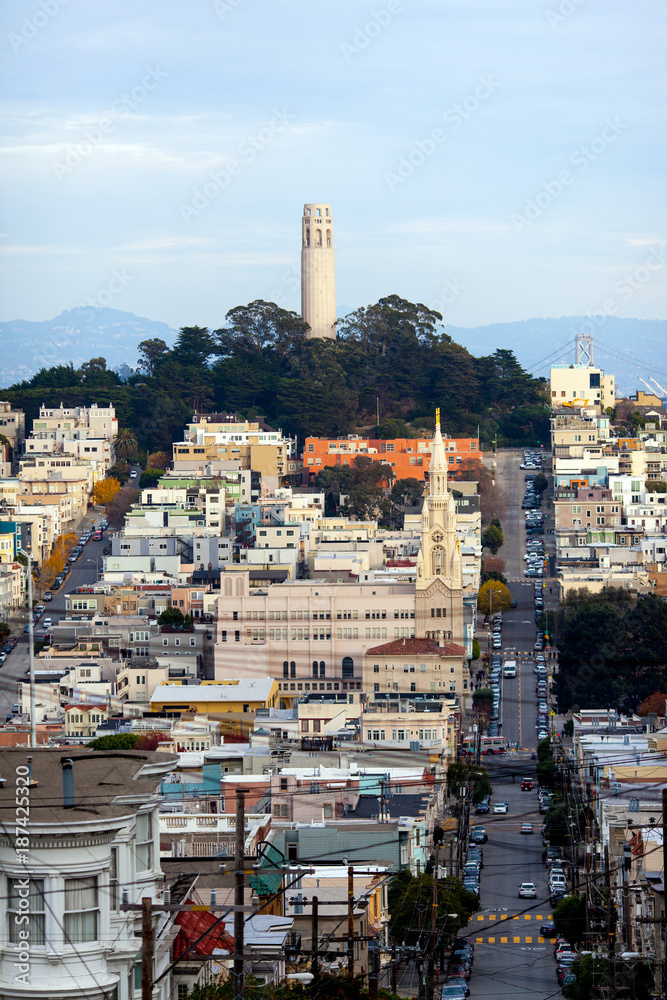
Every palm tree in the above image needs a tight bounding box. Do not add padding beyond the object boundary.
[113,428,138,462]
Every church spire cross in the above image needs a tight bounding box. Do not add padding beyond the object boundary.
[429,407,448,499]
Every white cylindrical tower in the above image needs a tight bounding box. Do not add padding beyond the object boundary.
[300,202,336,339]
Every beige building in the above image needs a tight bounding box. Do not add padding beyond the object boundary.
[173,415,295,490]
[554,486,621,531]
[550,364,615,411]
[214,410,469,703]
[64,703,110,737]
[363,636,468,702]
[214,572,416,701]
[360,703,455,751]
[29,403,117,443]
[0,401,25,454]
[301,202,336,339]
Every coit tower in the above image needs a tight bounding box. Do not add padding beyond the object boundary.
[300,203,336,339]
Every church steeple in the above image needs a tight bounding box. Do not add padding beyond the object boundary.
[429,407,448,498]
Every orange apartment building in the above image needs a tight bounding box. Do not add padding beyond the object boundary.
[303,434,480,482]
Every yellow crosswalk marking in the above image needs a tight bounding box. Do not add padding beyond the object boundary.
[477,915,484,921]
[524,914,531,920]
[501,936,508,943]
[536,914,543,920]
[525,936,532,943]
[538,937,545,943]
[512,915,519,920]
[513,936,520,943]
[489,937,495,943]
[476,937,483,943]
[500,914,507,920]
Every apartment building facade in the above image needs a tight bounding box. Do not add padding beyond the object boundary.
[303,433,480,481]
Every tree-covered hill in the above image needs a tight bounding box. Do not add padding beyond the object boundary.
[3,296,549,453]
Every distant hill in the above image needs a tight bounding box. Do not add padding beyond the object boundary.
[0,308,177,387]
[1,308,664,393]
[445,316,667,393]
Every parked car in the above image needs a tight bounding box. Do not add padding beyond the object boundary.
[518,882,537,898]
[43,592,52,601]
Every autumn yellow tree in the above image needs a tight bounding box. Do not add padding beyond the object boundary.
[32,532,78,593]
[92,477,121,506]
[477,579,513,615]
[147,451,170,470]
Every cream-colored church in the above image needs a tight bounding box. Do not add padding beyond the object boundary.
[213,410,470,704]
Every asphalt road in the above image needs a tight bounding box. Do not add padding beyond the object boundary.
[0,514,109,720]
[464,449,559,999]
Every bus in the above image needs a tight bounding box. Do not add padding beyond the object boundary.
[461,735,508,756]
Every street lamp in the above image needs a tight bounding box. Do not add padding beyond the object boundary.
[87,557,101,579]
[18,548,36,749]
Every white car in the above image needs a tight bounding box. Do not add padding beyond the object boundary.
[130,471,138,478]
[519,882,537,898]
[42,618,52,629]
[493,801,508,814]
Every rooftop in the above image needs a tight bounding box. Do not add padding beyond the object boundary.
[152,678,276,703]
[366,637,466,657]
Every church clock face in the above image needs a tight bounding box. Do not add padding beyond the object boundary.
[432,530,444,543]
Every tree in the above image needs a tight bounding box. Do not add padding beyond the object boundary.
[135,731,171,751]
[532,471,548,493]
[138,338,170,376]
[88,733,141,751]
[563,955,608,999]
[92,477,121,506]
[387,868,478,945]
[543,804,569,846]
[472,639,480,661]
[477,580,512,615]
[105,486,139,530]
[158,606,185,627]
[636,690,667,716]
[0,622,10,642]
[147,451,171,470]
[113,428,138,461]
[139,468,165,489]
[447,760,492,804]
[107,460,130,484]
[390,477,424,507]
[482,524,504,555]
[553,894,587,946]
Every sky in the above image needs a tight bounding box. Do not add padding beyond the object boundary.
[0,0,666,330]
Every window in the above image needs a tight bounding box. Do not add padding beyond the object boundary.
[342,656,354,679]
[280,777,288,790]
[8,878,44,945]
[323,804,333,818]
[312,660,319,677]
[135,812,153,871]
[64,876,98,943]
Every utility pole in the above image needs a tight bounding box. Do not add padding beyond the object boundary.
[310,895,319,978]
[605,845,616,1000]
[347,865,355,979]
[391,936,397,994]
[425,844,440,1000]
[141,897,153,1000]
[234,789,248,1000]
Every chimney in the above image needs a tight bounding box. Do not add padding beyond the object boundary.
[62,759,75,808]
[438,631,444,648]
[402,637,406,646]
